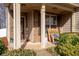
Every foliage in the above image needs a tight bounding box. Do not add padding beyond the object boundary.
[0,39,7,55]
[2,49,36,56]
[54,38,60,41]
[47,46,59,56]
[55,33,79,56]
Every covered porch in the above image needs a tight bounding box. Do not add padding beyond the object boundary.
[5,3,76,49]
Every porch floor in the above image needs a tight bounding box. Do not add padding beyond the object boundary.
[24,42,56,50]
[9,41,56,50]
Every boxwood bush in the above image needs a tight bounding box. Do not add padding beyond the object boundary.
[2,49,36,56]
[0,39,7,55]
[55,32,79,56]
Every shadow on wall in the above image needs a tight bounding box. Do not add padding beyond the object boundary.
[59,12,72,33]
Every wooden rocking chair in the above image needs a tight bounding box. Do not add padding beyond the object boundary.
[48,28,59,43]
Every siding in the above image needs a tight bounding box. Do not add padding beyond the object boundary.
[61,13,72,33]
[75,8,79,32]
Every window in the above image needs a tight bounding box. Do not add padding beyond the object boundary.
[0,4,6,29]
[45,14,57,36]
[45,14,57,28]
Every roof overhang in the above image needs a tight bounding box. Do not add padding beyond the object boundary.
[68,3,79,7]
[46,4,75,12]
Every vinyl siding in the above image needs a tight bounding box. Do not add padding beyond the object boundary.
[61,13,72,33]
[75,8,79,32]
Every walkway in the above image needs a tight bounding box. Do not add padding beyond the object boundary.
[35,49,52,56]
[24,42,56,56]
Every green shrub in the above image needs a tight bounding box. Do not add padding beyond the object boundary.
[47,47,59,56]
[54,38,60,41]
[55,33,79,56]
[2,49,36,56]
[0,39,7,55]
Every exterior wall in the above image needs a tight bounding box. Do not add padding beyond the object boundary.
[60,13,72,33]
[75,8,79,32]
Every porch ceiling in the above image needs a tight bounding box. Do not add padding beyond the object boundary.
[21,3,75,14]
[21,3,41,12]
[7,3,76,14]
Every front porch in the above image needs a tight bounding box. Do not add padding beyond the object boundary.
[5,3,75,49]
[9,41,55,50]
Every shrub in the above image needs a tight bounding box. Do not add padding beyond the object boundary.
[47,47,59,56]
[55,33,79,56]
[0,39,7,55]
[54,38,60,42]
[2,49,36,56]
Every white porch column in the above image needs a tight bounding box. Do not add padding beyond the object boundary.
[72,12,76,32]
[41,4,47,48]
[6,6,10,47]
[13,3,21,49]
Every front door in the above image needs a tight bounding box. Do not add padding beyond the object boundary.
[21,16,28,42]
[45,14,57,37]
